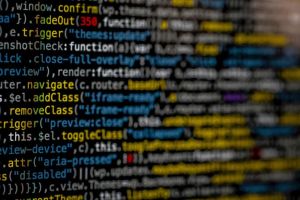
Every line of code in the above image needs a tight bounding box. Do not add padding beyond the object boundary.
[1,0,300,199]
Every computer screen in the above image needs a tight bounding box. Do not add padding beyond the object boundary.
[1,0,300,199]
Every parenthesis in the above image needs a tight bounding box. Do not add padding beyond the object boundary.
[128,42,131,54]
[84,191,88,200]
[75,104,78,116]
[32,183,36,194]
[2,183,5,195]
[21,182,24,195]
[39,182,41,193]
[4,0,8,11]
[46,66,49,77]
[16,13,20,25]
[9,170,12,182]
[124,128,127,139]
[34,156,37,167]
[14,183,17,195]
[114,42,118,53]
[64,28,68,39]
[40,117,44,129]
[23,13,26,24]
[80,91,84,103]
[26,182,29,194]
[90,167,94,178]
[76,15,79,27]
[0,25,2,37]
[0,0,3,11]
[125,42,129,54]
[75,78,78,90]
[85,141,88,154]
